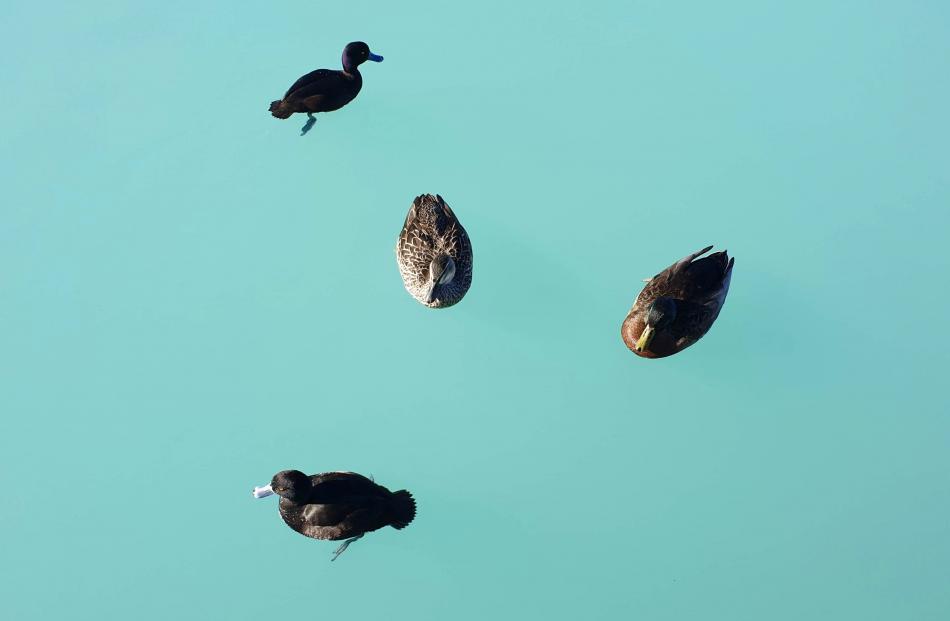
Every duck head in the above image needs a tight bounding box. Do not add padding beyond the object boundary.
[635,297,677,352]
[342,41,384,72]
[254,470,312,503]
[425,255,456,304]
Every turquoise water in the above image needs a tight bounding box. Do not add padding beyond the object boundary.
[2,2,949,619]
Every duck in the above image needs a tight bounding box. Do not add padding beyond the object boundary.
[269,41,383,136]
[396,194,473,308]
[621,246,735,359]
[253,470,415,560]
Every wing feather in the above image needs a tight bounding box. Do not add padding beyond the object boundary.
[284,69,346,99]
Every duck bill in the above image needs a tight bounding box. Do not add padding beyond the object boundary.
[368,52,384,62]
[252,484,274,499]
[424,283,438,304]
[635,326,655,352]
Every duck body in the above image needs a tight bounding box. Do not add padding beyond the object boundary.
[396,194,473,308]
[621,246,735,359]
[270,68,363,118]
[276,471,416,541]
[269,42,383,134]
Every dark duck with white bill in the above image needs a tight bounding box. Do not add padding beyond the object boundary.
[253,470,416,560]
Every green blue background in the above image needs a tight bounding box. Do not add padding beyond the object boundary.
[2,1,948,619]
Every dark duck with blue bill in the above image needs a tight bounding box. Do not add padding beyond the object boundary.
[253,470,416,560]
[269,41,383,136]
[621,246,735,359]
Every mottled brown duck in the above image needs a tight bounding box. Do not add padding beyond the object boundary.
[395,194,473,308]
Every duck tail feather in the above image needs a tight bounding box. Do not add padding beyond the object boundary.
[389,490,416,530]
[694,245,714,259]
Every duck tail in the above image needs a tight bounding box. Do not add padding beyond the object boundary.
[269,99,292,119]
[389,490,416,530]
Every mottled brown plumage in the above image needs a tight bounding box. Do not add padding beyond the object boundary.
[395,194,473,308]
[621,246,735,359]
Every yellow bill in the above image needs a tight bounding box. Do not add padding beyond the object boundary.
[635,325,655,352]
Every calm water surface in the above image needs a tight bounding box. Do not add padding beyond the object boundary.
[1,2,948,619]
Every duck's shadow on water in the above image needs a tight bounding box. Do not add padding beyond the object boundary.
[456,221,605,345]
[380,197,644,366]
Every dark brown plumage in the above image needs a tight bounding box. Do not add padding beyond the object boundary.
[269,42,383,135]
[621,246,735,359]
[260,470,415,560]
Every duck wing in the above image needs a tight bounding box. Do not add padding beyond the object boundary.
[397,195,473,294]
[297,473,391,538]
[397,201,437,282]
[668,252,735,348]
[424,196,472,281]
[437,197,473,266]
[632,246,706,309]
[642,246,732,301]
[666,299,720,348]
[679,249,734,302]
[309,471,381,494]
[283,69,347,99]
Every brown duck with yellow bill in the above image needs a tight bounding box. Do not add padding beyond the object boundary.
[621,246,734,359]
